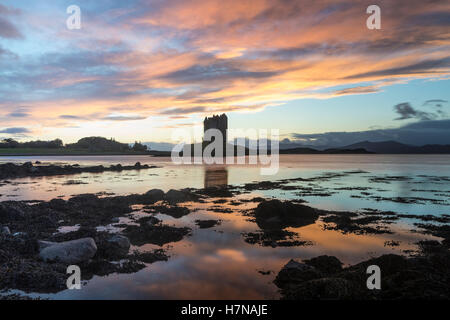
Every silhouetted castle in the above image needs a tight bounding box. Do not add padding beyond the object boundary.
[203,113,228,154]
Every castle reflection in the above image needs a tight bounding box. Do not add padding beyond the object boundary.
[204,167,228,188]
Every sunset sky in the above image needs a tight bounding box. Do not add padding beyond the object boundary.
[0,0,449,146]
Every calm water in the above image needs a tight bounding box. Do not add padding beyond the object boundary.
[1,154,449,299]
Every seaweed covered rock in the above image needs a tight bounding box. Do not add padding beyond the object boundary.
[254,200,319,229]
[123,221,191,246]
[165,189,199,204]
[304,255,343,275]
[275,249,450,300]
[143,189,165,203]
[274,259,322,287]
[102,235,131,258]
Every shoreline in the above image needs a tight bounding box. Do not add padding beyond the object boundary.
[0,151,170,157]
[2,152,450,157]
[0,162,159,180]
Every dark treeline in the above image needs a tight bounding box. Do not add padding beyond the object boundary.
[0,136,148,152]
[0,138,63,149]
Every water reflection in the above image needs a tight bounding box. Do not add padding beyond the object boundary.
[33,199,437,300]
[204,167,228,188]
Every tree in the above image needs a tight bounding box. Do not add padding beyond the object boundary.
[0,138,19,148]
[132,141,148,152]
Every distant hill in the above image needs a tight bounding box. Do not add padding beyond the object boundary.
[175,142,373,155]
[162,140,450,155]
[338,141,450,154]
[279,147,372,154]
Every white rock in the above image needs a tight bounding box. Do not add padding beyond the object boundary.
[38,240,56,250]
[39,237,97,264]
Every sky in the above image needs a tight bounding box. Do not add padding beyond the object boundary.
[0,0,449,146]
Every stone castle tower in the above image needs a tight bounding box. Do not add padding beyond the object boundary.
[203,113,228,153]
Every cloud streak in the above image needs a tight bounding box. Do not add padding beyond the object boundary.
[0,127,31,134]
[394,101,448,121]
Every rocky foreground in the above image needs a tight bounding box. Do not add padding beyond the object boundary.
[0,188,201,293]
[1,181,449,299]
[0,162,157,180]
[275,247,450,300]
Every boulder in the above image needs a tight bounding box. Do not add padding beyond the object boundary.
[104,235,130,257]
[39,238,97,264]
[274,259,322,287]
[38,240,56,250]
[143,189,165,203]
[165,189,196,204]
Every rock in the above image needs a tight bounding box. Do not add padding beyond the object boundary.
[195,219,221,229]
[254,200,318,229]
[105,235,130,257]
[154,205,190,218]
[1,226,11,235]
[195,187,233,198]
[144,189,165,203]
[111,217,121,223]
[304,255,343,274]
[68,194,99,206]
[0,202,28,222]
[274,253,434,300]
[39,238,97,264]
[124,223,191,246]
[49,198,67,210]
[284,259,309,270]
[165,189,197,204]
[38,240,56,250]
[274,259,321,287]
[23,162,33,169]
